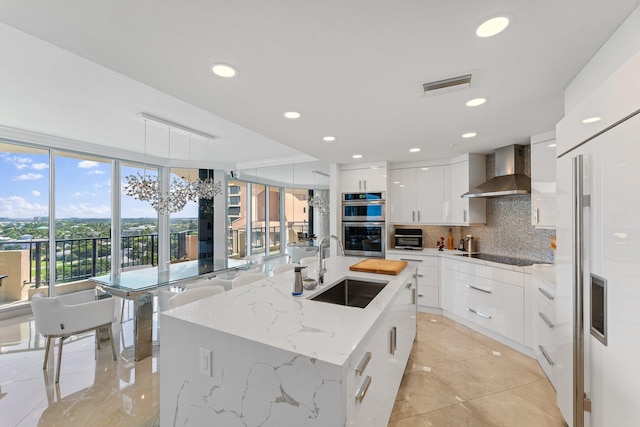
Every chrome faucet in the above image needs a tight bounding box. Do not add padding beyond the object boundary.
[318,234,345,284]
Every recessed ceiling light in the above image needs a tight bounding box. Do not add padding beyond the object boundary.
[462,132,477,138]
[476,16,510,38]
[211,63,238,78]
[409,148,421,153]
[399,184,405,188]
[548,143,557,148]
[352,154,363,159]
[582,116,602,123]
[393,181,400,184]
[466,98,486,107]
[284,111,301,119]
[323,136,336,142]
[420,167,430,171]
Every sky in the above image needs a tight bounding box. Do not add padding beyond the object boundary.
[0,151,198,219]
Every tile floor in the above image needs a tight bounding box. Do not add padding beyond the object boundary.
[389,312,567,427]
[0,302,567,426]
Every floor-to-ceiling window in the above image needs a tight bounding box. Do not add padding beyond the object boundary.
[268,186,281,255]
[55,152,112,283]
[227,180,246,259]
[285,188,310,242]
[0,143,49,309]
[120,162,159,272]
[250,183,266,256]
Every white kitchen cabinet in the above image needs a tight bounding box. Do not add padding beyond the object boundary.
[446,154,486,225]
[442,258,525,344]
[340,163,387,193]
[530,131,557,229]
[387,252,439,308]
[388,166,446,223]
[346,269,416,426]
[531,267,557,387]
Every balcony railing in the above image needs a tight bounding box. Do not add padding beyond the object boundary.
[0,231,188,287]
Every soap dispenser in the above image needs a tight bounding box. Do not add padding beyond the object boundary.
[292,265,307,296]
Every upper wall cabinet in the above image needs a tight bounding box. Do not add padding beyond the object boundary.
[530,131,556,229]
[339,162,387,194]
[388,165,446,224]
[445,154,486,225]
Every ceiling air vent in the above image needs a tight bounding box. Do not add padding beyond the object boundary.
[422,73,473,96]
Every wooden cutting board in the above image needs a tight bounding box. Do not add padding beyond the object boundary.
[349,259,408,275]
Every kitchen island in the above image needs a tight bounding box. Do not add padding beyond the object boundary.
[160,257,417,426]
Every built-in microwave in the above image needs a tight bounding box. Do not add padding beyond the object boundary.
[394,228,423,250]
[342,192,385,222]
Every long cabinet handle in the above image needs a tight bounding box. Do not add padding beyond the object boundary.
[538,287,555,301]
[538,312,555,329]
[412,287,416,305]
[467,307,492,319]
[463,210,467,223]
[400,258,423,262]
[466,284,491,294]
[534,207,539,224]
[389,327,394,355]
[539,345,555,366]
[412,211,415,222]
[417,210,421,221]
[355,375,372,403]
[355,352,371,376]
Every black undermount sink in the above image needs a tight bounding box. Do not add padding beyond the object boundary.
[309,277,389,308]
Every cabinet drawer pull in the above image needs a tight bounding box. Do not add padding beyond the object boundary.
[538,287,555,301]
[355,352,372,376]
[412,211,415,222]
[538,345,555,366]
[418,294,424,297]
[417,274,424,278]
[355,375,372,403]
[467,307,492,319]
[405,282,412,289]
[538,312,555,329]
[412,287,417,304]
[400,258,423,263]
[389,326,397,355]
[466,284,491,294]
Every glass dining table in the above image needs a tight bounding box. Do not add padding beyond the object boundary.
[91,258,249,361]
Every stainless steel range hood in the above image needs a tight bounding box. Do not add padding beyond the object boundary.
[462,144,531,198]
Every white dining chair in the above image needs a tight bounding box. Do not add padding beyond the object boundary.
[185,277,223,290]
[237,263,264,274]
[31,290,117,383]
[168,286,225,309]
[299,256,318,267]
[271,263,301,276]
[231,272,267,288]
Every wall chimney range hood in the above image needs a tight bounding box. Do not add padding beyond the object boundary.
[462,144,531,198]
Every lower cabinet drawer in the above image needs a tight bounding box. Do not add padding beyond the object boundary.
[449,271,524,314]
[448,295,524,343]
[416,285,439,307]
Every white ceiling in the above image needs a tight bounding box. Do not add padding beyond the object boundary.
[0,0,638,168]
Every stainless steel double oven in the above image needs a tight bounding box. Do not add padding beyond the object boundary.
[341,192,385,258]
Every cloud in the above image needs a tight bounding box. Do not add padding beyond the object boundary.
[0,196,48,217]
[57,203,111,218]
[32,190,41,197]
[16,163,29,170]
[31,163,49,170]
[87,170,105,175]
[13,173,44,181]
[78,160,99,169]
[72,191,97,197]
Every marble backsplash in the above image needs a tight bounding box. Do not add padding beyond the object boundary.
[392,146,556,264]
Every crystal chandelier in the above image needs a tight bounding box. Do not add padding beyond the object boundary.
[192,138,222,200]
[307,171,330,215]
[124,123,192,215]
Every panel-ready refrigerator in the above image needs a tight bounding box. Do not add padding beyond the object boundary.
[556,109,640,427]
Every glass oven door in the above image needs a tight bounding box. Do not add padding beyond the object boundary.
[342,222,386,258]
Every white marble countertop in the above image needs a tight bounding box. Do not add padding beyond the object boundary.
[163,256,415,367]
[386,248,542,273]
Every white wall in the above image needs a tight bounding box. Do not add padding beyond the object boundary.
[564,5,640,112]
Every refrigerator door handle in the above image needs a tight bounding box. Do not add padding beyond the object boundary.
[572,155,587,426]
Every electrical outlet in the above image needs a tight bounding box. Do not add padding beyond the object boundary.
[199,348,212,377]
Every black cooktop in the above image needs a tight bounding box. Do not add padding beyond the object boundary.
[453,253,536,267]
